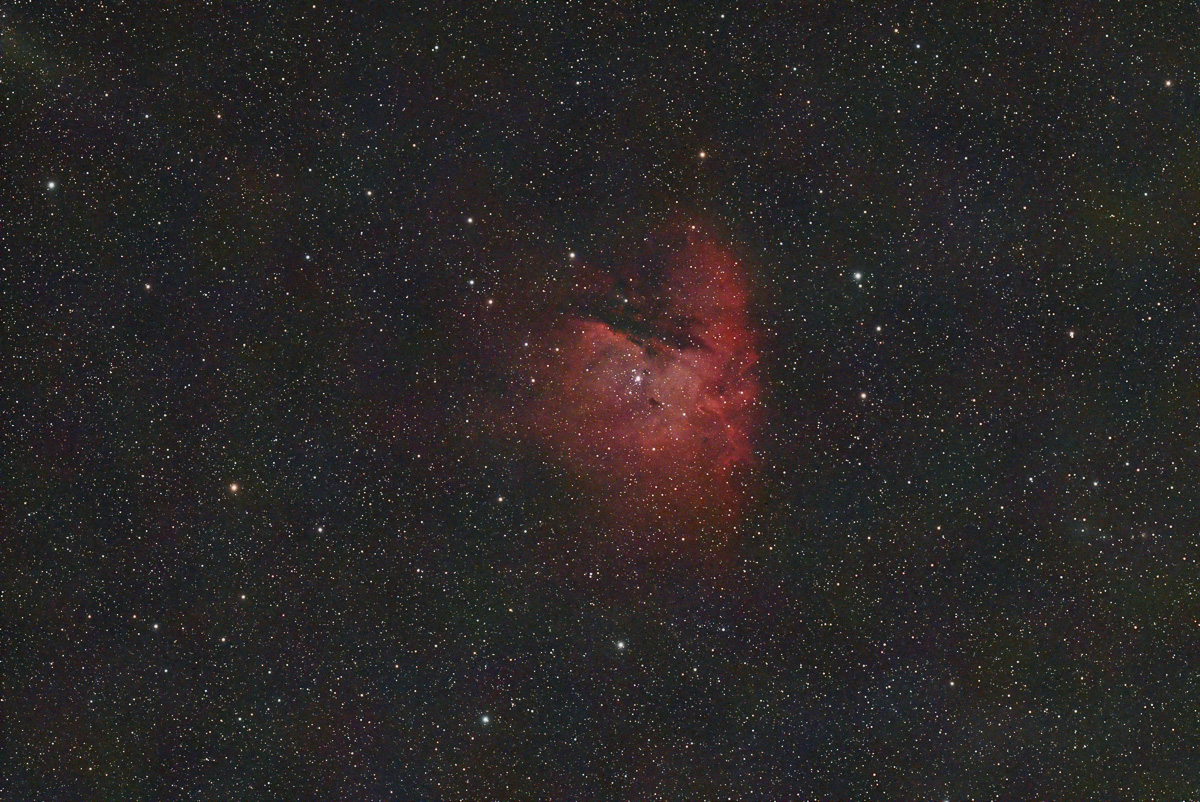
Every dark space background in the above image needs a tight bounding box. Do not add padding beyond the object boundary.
[5,2,1200,799]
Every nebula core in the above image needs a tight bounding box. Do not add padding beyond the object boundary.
[524,224,761,542]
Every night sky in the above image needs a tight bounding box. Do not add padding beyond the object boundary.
[5,2,1200,799]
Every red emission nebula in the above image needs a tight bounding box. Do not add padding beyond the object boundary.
[521,223,762,544]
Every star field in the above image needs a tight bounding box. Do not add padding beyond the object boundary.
[5,2,1200,799]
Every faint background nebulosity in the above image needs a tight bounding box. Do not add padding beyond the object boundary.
[4,2,1200,799]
